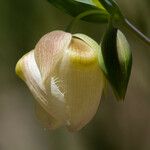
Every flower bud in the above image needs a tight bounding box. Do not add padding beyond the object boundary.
[15,30,104,131]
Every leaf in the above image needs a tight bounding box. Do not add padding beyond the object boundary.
[92,0,105,10]
[47,0,109,23]
[98,21,132,101]
[97,0,121,14]
[74,0,94,5]
[93,0,124,24]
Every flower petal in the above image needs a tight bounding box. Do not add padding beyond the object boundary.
[35,102,61,129]
[34,30,72,82]
[57,39,104,131]
[73,33,100,53]
[15,50,64,129]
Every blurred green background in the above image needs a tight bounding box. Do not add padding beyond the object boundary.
[0,0,150,150]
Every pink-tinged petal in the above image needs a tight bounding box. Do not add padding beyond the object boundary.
[34,30,72,82]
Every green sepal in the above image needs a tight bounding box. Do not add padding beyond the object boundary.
[47,0,109,23]
[98,20,132,101]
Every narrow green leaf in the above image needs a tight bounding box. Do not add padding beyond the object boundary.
[93,0,124,25]
[47,0,109,23]
[98,21,132,101]
[97,0,121,15]
[92,0,105,10]
[74,0,93,5]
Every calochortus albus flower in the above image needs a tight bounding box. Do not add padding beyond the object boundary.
[15,30,105,131]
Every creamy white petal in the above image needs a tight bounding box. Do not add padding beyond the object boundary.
[57,37,104,131]
[34,30,72,82]
[35,102,61,130]
[15,51,64,129]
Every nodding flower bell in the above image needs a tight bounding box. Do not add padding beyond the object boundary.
[15,30,105,131]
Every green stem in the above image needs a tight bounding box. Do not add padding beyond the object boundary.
[93,0,150,46]
[66,10,107,33]
[123,19,150,46]
[66,9,150,46]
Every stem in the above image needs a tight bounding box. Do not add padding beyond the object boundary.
[66,9,150,46]
[123,19,150,46]
[66,10,107,33]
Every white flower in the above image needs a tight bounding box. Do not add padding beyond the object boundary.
[15,30,105,131]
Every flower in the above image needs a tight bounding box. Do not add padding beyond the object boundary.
[15,30,104,131]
